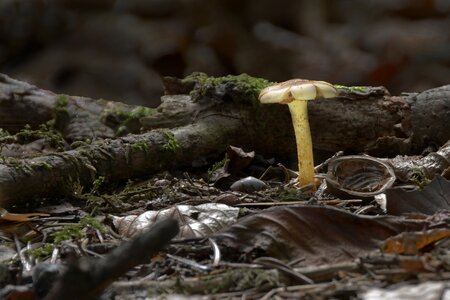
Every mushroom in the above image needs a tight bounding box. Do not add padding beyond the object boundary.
[259,79,338,188]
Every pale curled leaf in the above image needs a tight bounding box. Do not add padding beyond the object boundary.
[111,203,239,238]
[362,281,449,300]
[0,245,16,263]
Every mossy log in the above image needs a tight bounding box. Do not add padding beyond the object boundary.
[0,73,449,206]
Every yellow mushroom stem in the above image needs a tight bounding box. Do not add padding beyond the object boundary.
[287,100,315,187]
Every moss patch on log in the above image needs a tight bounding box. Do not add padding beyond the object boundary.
[0,123,65,152]
[183,72,272,105]
[101,104,156,136]
[334,84,368,93]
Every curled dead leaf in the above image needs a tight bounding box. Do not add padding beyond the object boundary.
[0,207,49,236]
[382,228,450,255]
[0,207,49,222]
[386,175,450,215]
[213,206,447,265]
[111,203,239,238]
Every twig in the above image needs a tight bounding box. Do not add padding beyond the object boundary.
[44,218,179,300]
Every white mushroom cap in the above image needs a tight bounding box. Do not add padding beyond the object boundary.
[259,79,337,104]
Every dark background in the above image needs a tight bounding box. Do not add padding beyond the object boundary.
[1,0,449,106]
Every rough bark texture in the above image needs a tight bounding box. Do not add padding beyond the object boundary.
[0,74,56,132]
[0,73,449,206]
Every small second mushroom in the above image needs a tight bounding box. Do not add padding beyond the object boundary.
[259,79,338,188]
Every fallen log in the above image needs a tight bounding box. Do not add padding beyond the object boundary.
[0,73,449,206]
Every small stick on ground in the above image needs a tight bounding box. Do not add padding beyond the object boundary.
[44,218,179,300]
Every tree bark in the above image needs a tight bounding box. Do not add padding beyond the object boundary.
[0,73,449,206]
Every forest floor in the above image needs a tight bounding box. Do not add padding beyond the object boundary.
[0,73,449,300]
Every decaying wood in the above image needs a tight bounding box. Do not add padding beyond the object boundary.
[387,139,450,182]
[0,73,449,206]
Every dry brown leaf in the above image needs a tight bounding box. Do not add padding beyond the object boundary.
[382,228,450,255]
[0,207,49,222]
[209,145,255,182]
[0,207,49,237]
[213,206,447,265]
[397,257,427,273]
[385,176,450,215]
[225,145,255,174]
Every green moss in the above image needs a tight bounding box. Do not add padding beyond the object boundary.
[70,140,91,148]
[79,216,105,231]
[53,95,71,132]
[119,182,158,202]
[409,168,431,189]
[61,176,84,198]
[85,181,159,214]
[25,243,55,259]
[0,157,47,176]
[148,129,180,168]
[35,161,52,171]
[159,129,179,153]
[1,157,20,167]
[131,141,150,157]
[116,125,128,136]
[55,95,69,113]
[91,176,106,194]
[334,84,367,93]
[183,72,272,105]
[52,217,105,244]
[2,158,34,175]
[207,156,229,182]
[85,194,121,214]
[102,105,155,136]
[11,124,66,151]
[52,224,84,244]
[129,106,155,119]
[271,187,310,201]
[0,128,10,139]
[238,207,247,217]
